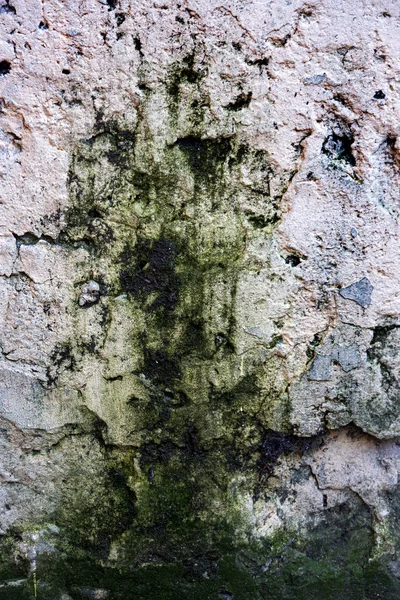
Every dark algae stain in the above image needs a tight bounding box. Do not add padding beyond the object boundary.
[120,236,180,311]
[166,50,206,108]
[257,429,299,479]
[173,135,232,175]
[13,66,399,600]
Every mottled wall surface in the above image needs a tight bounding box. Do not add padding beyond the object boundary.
[1,0,400,598]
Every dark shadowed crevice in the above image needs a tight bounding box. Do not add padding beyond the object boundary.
[225,92,252,111]
[322,131,356,166]
[0,60,11,76]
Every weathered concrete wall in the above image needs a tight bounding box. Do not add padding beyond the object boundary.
[1,0,400,598]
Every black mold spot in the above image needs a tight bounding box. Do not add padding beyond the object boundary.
[322,131,356,166]
[162,389,188,408]
[214,332,234,355]
[0,1,16,14]
[333,94,350,107]
[306,332,323,360]
[368,324,399,351]
[257,430,298,479]
[245,57,269,70]
[106,149,127,166]
[0,61,11,76]
[167,52,205,100]
[92,109,106,131]
[76,128,135,169]
[134,37,143,56]
[47,341,76,387]
[88,208,103,220]
[176,15,184,24]
[120,237,179,312]
[225,92,252,112]
[245,211,279,228]
[106,0,117,9]
[183,424,204,459]
[366,326,400,405]
[115,12,125,26]
[386,134,397,146]
[61,178,115,249]
[180,54,203,84]
[182,319,207,354]
[81,334,99,355]
[139,441,176,468]
[268,334,283,349]
[374,90,385,99]
[174,136,232,178]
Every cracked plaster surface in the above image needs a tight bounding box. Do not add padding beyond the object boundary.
[1,0,400,596]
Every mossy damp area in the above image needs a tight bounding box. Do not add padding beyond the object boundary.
[2,63,400,599]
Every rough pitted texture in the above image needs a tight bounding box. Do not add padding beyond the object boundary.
[1,0,400,598]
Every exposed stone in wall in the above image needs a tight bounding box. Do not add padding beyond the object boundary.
[1,0,400,598]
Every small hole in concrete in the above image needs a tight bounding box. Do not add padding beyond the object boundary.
[333,94,349,107]
[374,48,386,62]
[285,255,301,267]
[62,68,70,75]
[88,208,102,219]
[38,21,48,29]
[0,60,11,76]
[373,90,385,99]
[322,131,356,166]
